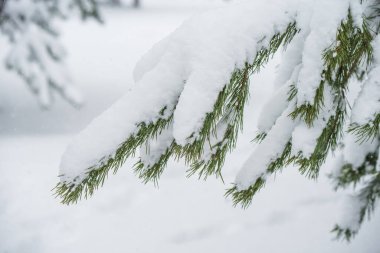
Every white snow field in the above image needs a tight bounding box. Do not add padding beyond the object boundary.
[0,0,379,252]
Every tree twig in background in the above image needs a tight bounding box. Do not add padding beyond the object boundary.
[133,0,140,8]
[0,0,6,17]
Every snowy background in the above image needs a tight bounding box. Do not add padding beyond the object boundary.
[0,0,379,252]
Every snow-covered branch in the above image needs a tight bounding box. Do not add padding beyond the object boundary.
[56,0,380,240]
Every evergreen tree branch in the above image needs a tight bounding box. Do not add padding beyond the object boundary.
[55,110,173,204]
[291,9,373,126]
[134,141,179,185]
[333,171,380,241]
[55,22,299,202]
[226,140,294,207]
[333,148,378,190]
[293,9,374,178]
[227,9,376,208]
[183,22,299,179]
[75,0,102,22]
[349,114,380,143]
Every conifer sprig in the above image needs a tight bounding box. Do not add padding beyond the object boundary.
[184,22,299,179]
[226,141,294,207]
[55,22,299,203]
[333,150,378,189]
[294,10,374,177]
[134,141,178,185]
[75,0,102,21]
[229,10,376,209]
[349,114,380,143]
[291,9,373,125]
[55,111,173,204]
[133,22,299,183]
[55,1,380,243]
[333,170,380,241]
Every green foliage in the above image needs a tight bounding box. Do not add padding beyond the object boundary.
[332,225,357,242]
[333,171,380,241]
[349,114,380,143]
[292,8,373,123]
[333,150,378,189]
[229,9,376,213]
[226,141,293,207]
[293,9,373,177]
[226,177,265,208]
[56,3,380,242]
[56,112,173,204]
[295,107,346,178]
[55,22,299,204]
[182,64,252,179]
[184,22,298,178]
[75,0,102,21]
[330,139,379,241]
[134,141,179,185]
[289,82,325,126]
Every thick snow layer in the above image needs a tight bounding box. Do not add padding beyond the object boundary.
[140,123,174,167]
[1,2,380,250]
[60,0,358,185]
[257,83,291,134]
[291,85,335,158]
[295,0,349,104]
[170,0,298,144]
[199,119,229,162]
[337,195,363,232]
[342,135,379,168]
[60,57,185,183]
[59,0,303,183]
[236,105,299,190]
[273,32,305,89]
[351,37,380,125]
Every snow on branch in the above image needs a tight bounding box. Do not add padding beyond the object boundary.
[56,0,380,241]
[57,0,301,203]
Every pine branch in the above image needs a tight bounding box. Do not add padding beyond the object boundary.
[333,149,378,189]
[295,107,346,178]
[289,82,325,126]
[54,1,380,243]
[291,9,373,125]
[183,22,299,179]
[349,114,380,143]
[185,65,251,179]
[333,171,380,241]
[293,9,374,178]
[226,141,293,207]
[225,177,265,208]
[75,0,102,22]
[227,9,376,208]
[55,22,299,203]
[331,140,379,241]
[135,22,300,183]
[55,110,173,204]
[134,141,179,185]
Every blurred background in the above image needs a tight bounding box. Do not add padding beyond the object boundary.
[0,0,379,252]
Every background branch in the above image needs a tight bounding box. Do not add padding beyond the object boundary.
[0,0,5,16]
